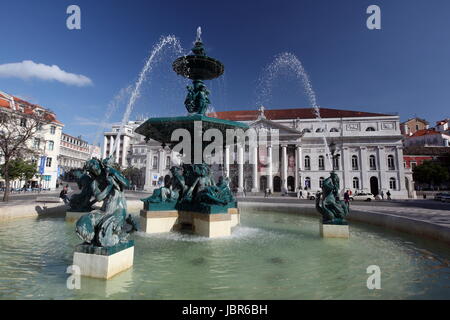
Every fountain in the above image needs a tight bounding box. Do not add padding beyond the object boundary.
[256,52,349,238]
[135,28,248,237]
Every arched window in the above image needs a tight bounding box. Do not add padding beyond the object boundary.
[369,155,376,170]
[330,128,339,132]
[316,128,324,133]
[305,177,311,189]
[353,177,360,189]
[319,177,324,188]
[352,155,359,170]
[389,177,397,190]
[318,155,325,170]
[152,155,158,169]
[304,156,311,170]
[366,127,376,132]
[302,128,311,133]
[387,155,395,170]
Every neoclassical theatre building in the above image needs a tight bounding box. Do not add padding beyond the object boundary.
[212,106,413,199]
[104,107,414,199]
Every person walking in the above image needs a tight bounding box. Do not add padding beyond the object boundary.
[59,185,70,205]
[386,190,391,200]
[344,190,350,208]
[380,190,384,200]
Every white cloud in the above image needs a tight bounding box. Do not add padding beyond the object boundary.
[0,60,93,86]
[74,116,113,128]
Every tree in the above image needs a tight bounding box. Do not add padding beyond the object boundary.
[0,110,46,201]
[413,161,450,188]
[0,159,37,187]
[122,166,144,188]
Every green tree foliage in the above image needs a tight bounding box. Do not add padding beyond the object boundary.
[413,161,450,186]
[0,159,37,183]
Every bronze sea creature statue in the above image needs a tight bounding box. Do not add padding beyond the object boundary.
[68,169,94,212]
[315,172,349,225]
[75,157,138,248]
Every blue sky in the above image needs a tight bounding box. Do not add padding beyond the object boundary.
[1,0,449,144]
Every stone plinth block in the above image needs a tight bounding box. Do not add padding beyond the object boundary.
[192,212,232,238]
[228,207,240,227]
[73,241,134,280]
[320,223,350,239]
[140,210,179,233]
[66,211,88,222]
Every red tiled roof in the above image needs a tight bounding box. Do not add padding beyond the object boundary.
[409,129,440,137]
[208,107,392,121]
[0,99,10,108]
[0,91,62,125]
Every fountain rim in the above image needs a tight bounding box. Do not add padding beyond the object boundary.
[172,55,225,80]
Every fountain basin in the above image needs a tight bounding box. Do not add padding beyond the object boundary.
[0,210,449,299]
[135,114,249,146]
[172,55,224,80]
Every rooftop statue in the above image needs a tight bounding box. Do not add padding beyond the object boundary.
[315,172,349,224]
[75,157,138,247]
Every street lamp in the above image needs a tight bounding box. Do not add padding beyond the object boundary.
[329,141,336,172]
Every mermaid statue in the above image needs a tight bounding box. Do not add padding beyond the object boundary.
[315,172,349,225]
[75,157,138,248]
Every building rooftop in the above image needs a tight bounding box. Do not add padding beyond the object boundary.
[408,129,443,137]
[0,91,63,125]
[403,146,450,156]
[209,107,393,121]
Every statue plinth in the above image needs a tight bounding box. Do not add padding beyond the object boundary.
[320,223,350,239]
[139,209,179,234]
[73,240,134,279]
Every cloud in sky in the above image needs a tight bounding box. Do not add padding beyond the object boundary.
[74,116,113,128]
[0,60,93,86]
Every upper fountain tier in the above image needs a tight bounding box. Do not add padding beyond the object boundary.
[172,39,224,80]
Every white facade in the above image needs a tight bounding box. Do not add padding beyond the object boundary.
[103,107,411,198]
[0,91,64,190]
[218,107,410,199]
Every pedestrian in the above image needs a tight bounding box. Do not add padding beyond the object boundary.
[423,193,427,199]
[264,188,268,198]
[299,190,303,199]
[344,190,350,208]
[386,190,391,200]
[380,190,384,200]
[60,185,70,205]
[243,188,246,197]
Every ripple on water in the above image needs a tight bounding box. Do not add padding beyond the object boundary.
[0,212,449,299]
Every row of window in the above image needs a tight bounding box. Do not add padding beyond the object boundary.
[304,176,397,190]
[302,127,376,133]
[62,134,87,146]
[133,155,172,170]
[19,118,57,135]
[33,138,55,151]
[303,154,396,171]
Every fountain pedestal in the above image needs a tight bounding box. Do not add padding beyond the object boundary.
[320,223,349,239]
[140,208,240,238]
[140,209,179,233]
[73,241,134,280]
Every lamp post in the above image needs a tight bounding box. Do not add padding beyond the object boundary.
[329,141,336,172]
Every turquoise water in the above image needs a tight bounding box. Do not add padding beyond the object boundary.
[0,210,449,299]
